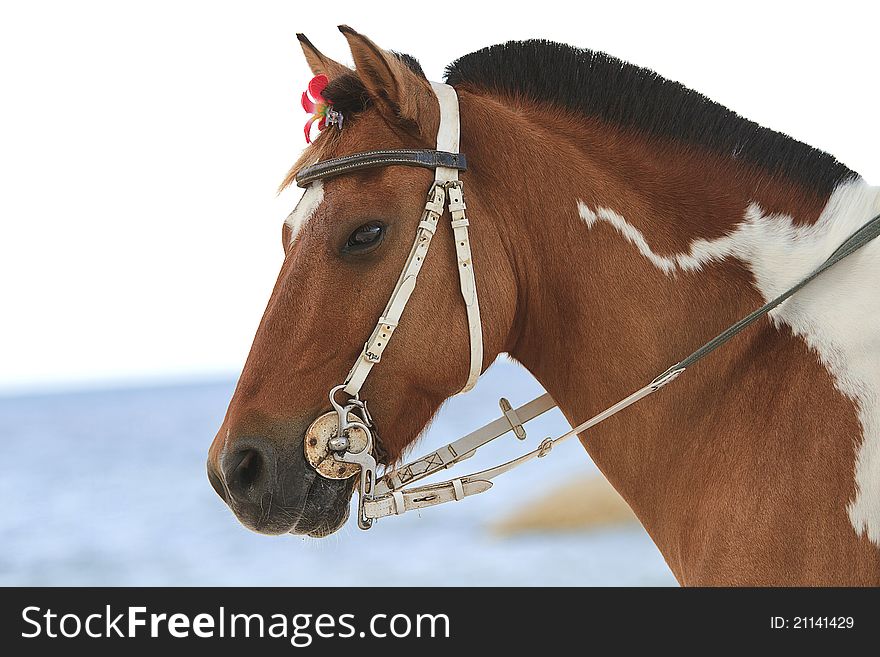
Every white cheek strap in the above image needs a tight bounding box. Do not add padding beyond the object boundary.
[343,82,483,397]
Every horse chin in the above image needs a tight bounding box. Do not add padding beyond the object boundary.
[303,504,350,538]
[290,474,356,538]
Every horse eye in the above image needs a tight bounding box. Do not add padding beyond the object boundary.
[345,223,385,253]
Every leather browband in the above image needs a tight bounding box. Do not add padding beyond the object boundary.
[295,149,467,187]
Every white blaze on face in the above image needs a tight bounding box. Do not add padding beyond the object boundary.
[579,180,880,546]
[285,180,324,244]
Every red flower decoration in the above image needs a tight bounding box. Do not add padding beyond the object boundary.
[301,74,333,144]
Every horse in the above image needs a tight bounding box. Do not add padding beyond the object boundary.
[207,26,880,585]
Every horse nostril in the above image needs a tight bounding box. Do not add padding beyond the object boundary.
[224,444,272,503]
[233,449,262,489]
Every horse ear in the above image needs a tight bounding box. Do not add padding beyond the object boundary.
[296,33,349,79]
[338,25,437,139]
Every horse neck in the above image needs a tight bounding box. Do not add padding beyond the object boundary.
[463,92,819,402]
[461,90,880,583]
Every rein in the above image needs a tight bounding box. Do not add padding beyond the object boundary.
[295,81,880,530]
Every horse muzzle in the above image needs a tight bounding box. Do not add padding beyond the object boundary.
[207,418,358,537]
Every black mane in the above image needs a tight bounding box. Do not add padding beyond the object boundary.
[444,40,858,197]
[321,40,857,197]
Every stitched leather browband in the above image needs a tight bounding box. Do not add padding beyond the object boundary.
[295,149,467,187]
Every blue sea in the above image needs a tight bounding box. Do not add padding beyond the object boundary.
[0,360,675,586]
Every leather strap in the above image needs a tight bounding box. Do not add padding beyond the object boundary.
[375,392,557,495]
[365,370,682,520]
[669,209,880,373]
[431,82,462,183]
[295,149,467,187]
[366,478,492,518]
[342,82,484,398]
[447,181,483,392]
[344,185,446,395]
[429,81,483,393]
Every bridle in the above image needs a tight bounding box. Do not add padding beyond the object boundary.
[294,81,880,531]
[298,82,480,529]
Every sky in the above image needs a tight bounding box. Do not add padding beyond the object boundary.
[0,0,878,393]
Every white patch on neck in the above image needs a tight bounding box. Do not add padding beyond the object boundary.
[578,180,880,545]
[284,180,324,244]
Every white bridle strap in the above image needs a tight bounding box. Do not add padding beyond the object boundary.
[343,82,483,397]
[364,368,685,519]
[430,82,461,181]
[375,392,557,495]
[343,184,445,396]
[431,81,483,393]
[447,182,483,393]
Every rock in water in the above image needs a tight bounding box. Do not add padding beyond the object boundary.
[491,475,639,536]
